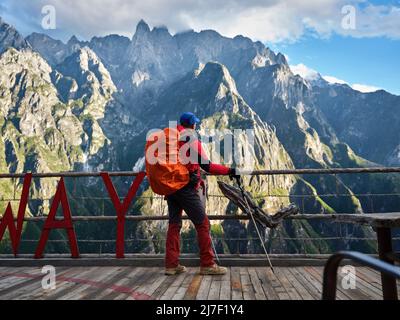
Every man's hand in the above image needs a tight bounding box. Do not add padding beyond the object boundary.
[229,168,240,181]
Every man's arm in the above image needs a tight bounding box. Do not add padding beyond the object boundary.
[194,140,233,175]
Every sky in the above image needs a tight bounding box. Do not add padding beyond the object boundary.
[0,0,399,95]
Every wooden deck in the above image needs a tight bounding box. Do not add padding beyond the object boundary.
[0,266,398,300]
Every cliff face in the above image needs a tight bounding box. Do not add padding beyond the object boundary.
[311,84,400,166]
[0,46,114,214]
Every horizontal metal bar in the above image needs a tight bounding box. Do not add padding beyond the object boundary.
[6,237,400,243]
[0,171,142,179]
[3,213,399,222]
[244,167,400,175]
[0,253,351,267]
[1,167,400,179]
[3,192,400,202]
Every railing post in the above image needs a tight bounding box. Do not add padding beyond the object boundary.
[322,254,341,300]
[376,227,398,300]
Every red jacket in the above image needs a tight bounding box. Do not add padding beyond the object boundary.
[177,125,231,188]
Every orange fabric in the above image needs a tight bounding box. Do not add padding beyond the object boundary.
[145,127,190,195]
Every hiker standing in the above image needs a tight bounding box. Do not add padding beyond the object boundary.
[145,112,236,275]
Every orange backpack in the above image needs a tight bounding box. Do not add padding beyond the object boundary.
[145,127,190,195]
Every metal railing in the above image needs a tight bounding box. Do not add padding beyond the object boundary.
[0,166,399,179]
[1,167,400,255]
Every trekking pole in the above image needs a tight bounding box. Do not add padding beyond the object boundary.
[234,175,275,273]
[203,182,221,265]
[210,232,221,265]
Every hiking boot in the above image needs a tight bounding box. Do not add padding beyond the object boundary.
[200,264,227,275]
[165,264,187,275]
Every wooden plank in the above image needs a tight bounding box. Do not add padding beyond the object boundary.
[247,268,266,300]
[305,266,351,300]
[308,266,371,300]
[255,268,279,300]
[264,268,290,300]
[0,267,45,294]
[362,267,400,291]
[46,267,109,300]
[282,267,313,300]
[299,265,356,301]
[95,267,148,300]
[55,267,120,300]
[286,267,319,300]
[207,278,221,300]
[196,274,212,300]
[293,267,325,300]
[160,272,187,300]
[0,267,70,300]
[80,267,137,300]
[295,267,350,300]
[358,267,383,290]
[354,268,383,299]
[309,266,368,300]
[0,273,37,292]
[91,267,143,300]
[124,267,163,300]
[183,273,203,300]
[230,267,243,300]
[273,268,301,300]
[140,268,170,298]
[172,271,195,300]
[219,268,231,300]
[28,267,96,300]
[3,267,86,300]
[0,276,33,292]
[240,269,256,300]
[151,273,178,300]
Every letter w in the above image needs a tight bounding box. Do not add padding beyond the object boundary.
[0,173,32,256]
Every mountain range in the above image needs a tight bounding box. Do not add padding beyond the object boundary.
[0,17,399,255]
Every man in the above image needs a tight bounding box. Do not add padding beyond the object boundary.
[165,112,236,276]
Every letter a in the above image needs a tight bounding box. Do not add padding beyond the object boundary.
[34,177,79,259]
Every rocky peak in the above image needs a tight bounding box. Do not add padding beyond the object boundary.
[197,62,239,97]
[67,35,80,46]
[88,34,131,76]
[54,46,116,120]
[26,33,67,65]
[0,17,30,54]
[152,25,170,35]
[276,52,288,66]
[58,47,112,80]
[66,35,82,54]
[133,19,151,39]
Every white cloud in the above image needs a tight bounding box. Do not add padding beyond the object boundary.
[351,83,381,93]
[292,63,381,93]
[323,74,381,92]
[2,0,400,42]
[322,75,347,84]
[290,63,319,80]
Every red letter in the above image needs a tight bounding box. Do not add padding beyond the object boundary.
[101,172,145,258]
[34,177,79,259]
[0,173,32,256]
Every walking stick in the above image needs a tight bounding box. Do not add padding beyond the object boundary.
[233,175,275,273]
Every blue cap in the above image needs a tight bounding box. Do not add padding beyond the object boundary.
[179,112,200,126]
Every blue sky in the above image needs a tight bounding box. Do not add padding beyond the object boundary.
[272,35,400,94]
[1,0,399,95]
